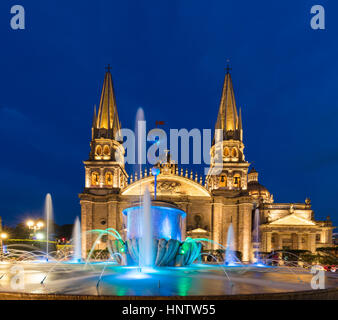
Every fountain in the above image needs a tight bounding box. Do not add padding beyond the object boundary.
[0,192,330,297]
[139,189,153,268]
[44,193,53,262]
[135,107,146,196]
[252,208,264,266]
[224,223,237,266]
[122,198,195,266]
[72,217,82,263]
[116,162,201,266]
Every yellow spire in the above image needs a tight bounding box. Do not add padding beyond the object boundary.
[213,65,242,142]
[215,68,238,132]
[96,66,121,135]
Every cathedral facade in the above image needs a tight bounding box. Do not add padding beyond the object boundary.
[79,68,334,262]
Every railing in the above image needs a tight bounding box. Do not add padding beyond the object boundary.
[128,166,206,187]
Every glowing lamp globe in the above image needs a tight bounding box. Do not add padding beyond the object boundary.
[151,167,160,176]
[0,233,8,239]
[36,233,44,240]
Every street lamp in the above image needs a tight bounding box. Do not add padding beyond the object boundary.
[0,233,7,256]
[36,221,44,229]
[26,220,34,228]
[26,219,44,238]
[26,220,44,230]
[0,233,7,240]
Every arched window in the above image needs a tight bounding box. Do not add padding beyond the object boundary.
[95,145,102,156]
[224,147,230,157]
[219,174,227,187]
[233,173,241,188]
[91,171,100,186]
[105,171,113,186]
[103,145,110,156]
[231,148,238,158]
[194,214,202,228]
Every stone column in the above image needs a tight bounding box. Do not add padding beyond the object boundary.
[308,233,316,253]
[266,232,272,253]
[239,202,252,262]
[231,207,238,251]
[322,228,331,245]
[278,234,283,250]
[212,202,223,250]
[291,233,297,250]
[297,233,302,250]
[100,167,104,186]
[85,167,90,188]
[328,229,333,245]
[113,169,118,188]
[116,202,124,234]
[81,201,93,259]
[108,201,117,231]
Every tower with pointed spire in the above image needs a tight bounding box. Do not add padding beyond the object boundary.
[206,65,249,191]
[204,65,253,262]
[79,67,128,256]
[85,68,127,189]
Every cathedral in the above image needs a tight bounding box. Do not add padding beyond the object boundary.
[79,67,334,262]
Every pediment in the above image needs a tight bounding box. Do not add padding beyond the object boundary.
[190,228,208,233]
[269,214,316,226]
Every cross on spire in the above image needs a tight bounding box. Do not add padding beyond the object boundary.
[105,64,112,73]
[226,59,232,73]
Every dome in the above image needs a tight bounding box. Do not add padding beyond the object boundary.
[247,181,271,201]
[247,167,271,201]
[247,180,269,194]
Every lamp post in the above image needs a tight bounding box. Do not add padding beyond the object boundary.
[26,220,44,238]
[151,167,160,200]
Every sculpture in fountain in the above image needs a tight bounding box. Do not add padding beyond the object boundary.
[109,167,202,267]
[114,197,201,267]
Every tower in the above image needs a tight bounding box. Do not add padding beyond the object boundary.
[79,67,128,257]
[205,65,252,262]
[84,67,128,191]
[206,66,250,191]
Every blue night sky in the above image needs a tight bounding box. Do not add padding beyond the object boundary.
[0,0,337,227]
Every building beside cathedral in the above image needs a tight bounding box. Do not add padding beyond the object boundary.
[79,68,334,262]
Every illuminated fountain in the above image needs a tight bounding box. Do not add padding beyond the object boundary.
[139,188,153,267]
[224,223,238,266]
[252,208,265,266]
[0,195,325,296]
[121,196,200,267]
[109,165,202,267]
[44,193,53,262]
[71,217,82,263]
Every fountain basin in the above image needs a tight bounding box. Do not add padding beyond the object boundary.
[120,201,200,266]
[123,201,186,241]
